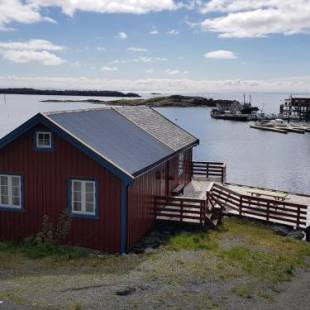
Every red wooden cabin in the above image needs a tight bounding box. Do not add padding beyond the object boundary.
[0,106,199,253]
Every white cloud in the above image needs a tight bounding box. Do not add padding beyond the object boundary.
[0,39,63,51]
[2,75,310,92]
[0,39,65,65]
[101,66,118,72]
[116,32,128,39]
[204,50,237,60]
[165,69,188,75]
[30,0,178,16]
[150,29,159,35]
[167,29,179,35]
[165,69,181,75]
[0,0,55,31]
[2,50,65,65]
[110,56,167,64]
[0,1,180,30]
[96,47,106,51]
[127,47,148,52]
[199,0,310,38]
[146,68,154,73]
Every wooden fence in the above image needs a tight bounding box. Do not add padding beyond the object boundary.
[209,183,308,229]
[154,195,222,228]
[192,161,226,183]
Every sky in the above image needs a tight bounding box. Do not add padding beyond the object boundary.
[0,0,310,92]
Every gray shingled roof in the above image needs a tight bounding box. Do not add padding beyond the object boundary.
[47,109,174,176]
[114,106,197,151]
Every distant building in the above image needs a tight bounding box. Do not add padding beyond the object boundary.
[215,101,242,113]
[280,96,310,121]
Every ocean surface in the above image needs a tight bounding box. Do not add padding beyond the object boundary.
[0,92,309,194]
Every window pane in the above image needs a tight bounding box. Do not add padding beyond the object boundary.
[86,192,94,203]
[1,186,8,195]
[0,176,8,186]
[85,182,94,193]
[12,196,20,206]
[73,181,81,192]
[1,195,9,205]
[12,187,20,197]
[85,202,94,213]
[12,177,20,187]
[73,191,82,202]
[73,202,82,212]
[37,132,51,147]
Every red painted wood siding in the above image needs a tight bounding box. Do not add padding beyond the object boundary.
[127,148,193,249]
[0,126,121,252]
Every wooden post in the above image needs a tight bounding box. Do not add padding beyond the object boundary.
[221,167,224,183]
[206,162,209,179]
[180,200,183,223]
[266,202,270,221]
[296,207,300,229]
[239,196,243,216]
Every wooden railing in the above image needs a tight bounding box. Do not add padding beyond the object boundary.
[155,196,206,225]
[209,183,308,229]
[154,195,223,228]
[192,161,226,183]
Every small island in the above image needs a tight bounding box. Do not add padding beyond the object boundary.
[41,95,238,108]
[0,88,140,98]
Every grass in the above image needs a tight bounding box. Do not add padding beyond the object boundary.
[0,241,90,260]
[231,286,253,299]
[1,217,310,308]
[167,218,310,284]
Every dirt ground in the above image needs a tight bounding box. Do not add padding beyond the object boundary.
[1,218,310,310]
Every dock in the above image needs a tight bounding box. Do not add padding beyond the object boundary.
[250,124,288,134]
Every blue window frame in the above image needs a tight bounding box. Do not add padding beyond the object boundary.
[0,174,24,212]
[34,131,53,151]
[68,179,99,219]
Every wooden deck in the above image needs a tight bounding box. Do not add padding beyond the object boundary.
[154,161,310,231]
[210,183,310,229]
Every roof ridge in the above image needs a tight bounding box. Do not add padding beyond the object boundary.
[45,107,111,115]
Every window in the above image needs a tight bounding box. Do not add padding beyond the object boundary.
[0,175,22,210]
[70,179,97,217]
[36,131,52,149]
[178,152,185,176]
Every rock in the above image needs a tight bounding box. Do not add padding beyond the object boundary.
[271,225,290,236]
[287,230,305,240]
[115,286,136,296]
[132,247,144,254]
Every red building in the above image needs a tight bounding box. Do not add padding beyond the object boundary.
[0,107,198,253]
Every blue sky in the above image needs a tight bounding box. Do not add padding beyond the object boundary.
[0,0,310,92]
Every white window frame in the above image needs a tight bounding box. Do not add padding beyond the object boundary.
[71,179,97,217]
[178,152,185,176]
[0,174,22,209]
[36,131,52,149]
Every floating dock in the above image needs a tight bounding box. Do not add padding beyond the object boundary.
[250,125,288,134]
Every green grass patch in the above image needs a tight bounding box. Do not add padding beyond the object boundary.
[0,241,90,260]
[167,231,219,251]
[166,218,310,284]
[231,285,253,299]
[0,292,28,305]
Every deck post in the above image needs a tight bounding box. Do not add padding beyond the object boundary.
[296,207,301,229]
[180,200,183,223]
[266,202,270,221]
[239,196,243,216]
